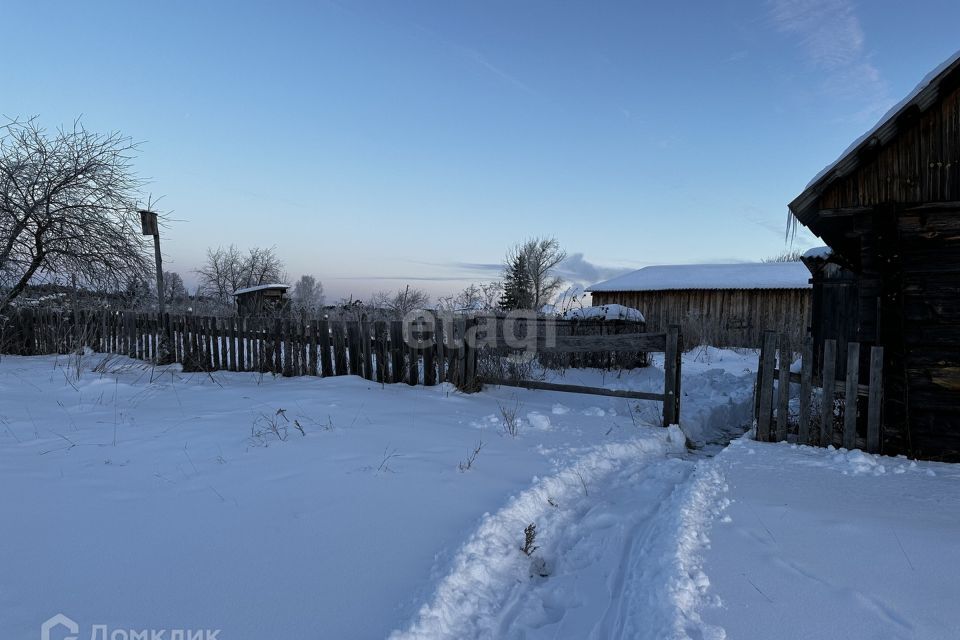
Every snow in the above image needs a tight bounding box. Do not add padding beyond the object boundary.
[0,350,754,639]
[2,349,958,639]
[699,438,960,639]
[802,245,833,260]
[563,303,645,322]
[806,48,960,190]
[587,263,812,292]
[232,283,289,296]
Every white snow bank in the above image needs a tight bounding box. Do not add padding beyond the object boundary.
[588,262,811,292]
[700,438,960,639]
[563,303,645,322]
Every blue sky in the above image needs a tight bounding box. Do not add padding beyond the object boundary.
[5,0,958,300]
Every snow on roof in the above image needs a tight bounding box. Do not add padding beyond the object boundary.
[232,283,290,296]
[802,246,833,260]
[805,48,960,191]
[587,263,811,292]
[563,304,645,322]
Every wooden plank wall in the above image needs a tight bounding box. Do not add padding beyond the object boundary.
[591,288,810,349]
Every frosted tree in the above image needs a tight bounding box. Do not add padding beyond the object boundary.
[291,275,325,315]
[0,118,152,313]
[195,245,285,302]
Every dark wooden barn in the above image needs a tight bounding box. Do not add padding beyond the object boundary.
[587,263,811,348]
[233,283,290,317]
[790,51,960,461]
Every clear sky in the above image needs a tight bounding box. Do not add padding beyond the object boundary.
[5,0,958,301]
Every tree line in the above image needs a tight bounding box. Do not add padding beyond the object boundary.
[1,118,576,319]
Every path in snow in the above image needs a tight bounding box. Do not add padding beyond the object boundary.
[392,348,759,639]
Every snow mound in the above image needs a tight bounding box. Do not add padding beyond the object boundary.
[526,412,553,431]
[563,304,645,322]
[802,246,832,260]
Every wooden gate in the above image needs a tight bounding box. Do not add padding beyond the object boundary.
[476,324,683,426]
[754,331,884,452]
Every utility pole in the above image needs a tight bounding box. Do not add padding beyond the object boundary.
[139,209,172,362]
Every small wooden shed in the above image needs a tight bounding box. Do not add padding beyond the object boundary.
[587,263,811,348]
[789,50,960,460]
[233,283,290,317]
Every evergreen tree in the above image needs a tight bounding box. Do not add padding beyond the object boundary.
[500,253,532,310]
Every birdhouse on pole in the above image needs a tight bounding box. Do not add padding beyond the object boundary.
[139,209,159,236]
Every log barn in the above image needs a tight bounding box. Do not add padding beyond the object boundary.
[587,263,811,348]
[790,50,960,461]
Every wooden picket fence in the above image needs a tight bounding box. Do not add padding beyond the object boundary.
[754,331,884,452]
[0,308,481,390]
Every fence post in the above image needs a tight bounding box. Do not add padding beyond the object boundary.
[346,321,360,376]
[776,333,791,442]
[212,317,222,371]
[756,331,777,441]
[867,346,884,453]
[797,335,813,444]
[820,339,837,446]
[434,319,446,383]
[406,320,419,386]
[843,342,860,449]
[422,321,435,386]
[390,321,404,382]
[361,319,373,380]
[333,322,347,376]
[318,320,332,377]
[462,318,478,392]
[663,325,680,426]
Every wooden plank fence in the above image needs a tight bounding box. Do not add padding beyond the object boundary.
[0,309,481,391]
[754,330,884,452]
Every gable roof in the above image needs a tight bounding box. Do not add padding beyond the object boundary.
[789,49,960,225]
[587,263,811,293]
[232,283,290,296]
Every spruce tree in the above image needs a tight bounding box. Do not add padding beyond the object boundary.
[500,254,532,310]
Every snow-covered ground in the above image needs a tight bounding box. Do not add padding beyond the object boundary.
[1,348,958,639]
[700,438,960,640]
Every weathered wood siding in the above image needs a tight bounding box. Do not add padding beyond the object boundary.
[590,288,810,349]
[799,75,960,460]
[898,207,960,459]
[818,72,960,210]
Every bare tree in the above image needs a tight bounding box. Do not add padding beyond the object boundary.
[291,274,324,314]
[503,237,567,310]
[368,285,431,318]
[195,244,285,303]
[161,271,189,307]
[436,281,503,313]
[0,118,152,313]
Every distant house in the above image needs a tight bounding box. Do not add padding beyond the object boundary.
[233,283,290,316]
[790,50,960,460]
[587,263,811,348]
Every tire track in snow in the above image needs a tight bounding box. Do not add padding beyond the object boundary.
[390,426,730,640]
[603,462,730,640]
